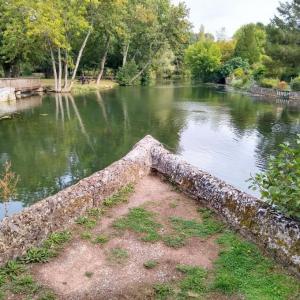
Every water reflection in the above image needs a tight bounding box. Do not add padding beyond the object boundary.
[0,83,300,219]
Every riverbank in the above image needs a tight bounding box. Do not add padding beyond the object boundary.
[41,79,118,93]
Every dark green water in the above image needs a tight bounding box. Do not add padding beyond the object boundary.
[0,82,300,219]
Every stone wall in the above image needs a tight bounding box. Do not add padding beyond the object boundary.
[0,136,159,264]
[249,85,300,100]
[1,135,300,276]
[150,142,300,276]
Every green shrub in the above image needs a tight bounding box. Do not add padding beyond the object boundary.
[116,61,140,86]
[249,135,300,219]
[291,76,300,91]
[259,78,279,89]
[219,57,249,78]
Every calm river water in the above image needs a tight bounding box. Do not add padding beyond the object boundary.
[1,82,300,219]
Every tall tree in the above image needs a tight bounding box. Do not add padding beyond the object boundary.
[234,23,266,65]
[265,0,300,79]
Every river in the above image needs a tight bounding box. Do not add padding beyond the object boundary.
[0,82,299,219]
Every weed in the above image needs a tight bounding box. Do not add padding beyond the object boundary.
[43,231,71,249]
[93,234,109,245]
[87,208,104,218]
[169,202,178,209]
[213,232,300,299]
[85,272,94,278]
[176,265,207,297]
[143,260,159,269]
[153,283,173,300]
[22,247,54,264]
[113,207,161,242]
[170,216,223,238]
[103,184,134,207]
[163,235,185,248]
[0,276,5,287]
[107,247,129,264]
[75,216,96,229]
[0,290,4,300]
[0,260,25,277]
[10,275,39,294]
[197,207,214,219]
[37,290,57,300]
[81,231,92,240]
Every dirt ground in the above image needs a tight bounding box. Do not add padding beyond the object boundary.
[32,175,221,300]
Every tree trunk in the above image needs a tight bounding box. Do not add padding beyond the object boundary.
[2,63,11,78]
[129,59,152,85]
[122,42,130,67]
[58,48,62,92]
[50,46,58,92]
[68,28,92,91]
[63,50,68,89]
[96,36,110,85]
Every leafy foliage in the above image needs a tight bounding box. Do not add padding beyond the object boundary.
[249,135,300,219]
[185,37,222,81]
[219,57,250,78]
[291,76,300,91]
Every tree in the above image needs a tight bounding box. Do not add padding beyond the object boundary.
[265,0,300,80]
[234,23,266,65]
[185,37,221,81]
[217,40,236,63]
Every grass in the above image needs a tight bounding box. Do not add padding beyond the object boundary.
[176,265,207,297]
[211,231,300,300]
[10,275,39,294]
[143,260,159,269]
[81,231,92,240]
[153,283,174,300]
[21,247,55,264]
[85,272,94,278]
[107,247,129,264]
[163,235,186,248]
[113,207,161,242]
[43,231,71,249]
[93,234,109,245]
[103,184,134,207]
[170,216,223,238]
[75,216,97,229]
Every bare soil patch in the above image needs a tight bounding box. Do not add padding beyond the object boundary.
[32,175,220,299]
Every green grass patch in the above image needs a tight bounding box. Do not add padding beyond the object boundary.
[176,265,207,298]
[93,234,109,245]
[37,290,56,300]
[43,231,71,249]
[81,231,92,240]
[113,207,161,242]
[0,260,25,278]
[103,184,134,207]
[153,283,174,300]
[87,207,104,218]
[143,260,159,269]
[163,235,186,248]
[212,232,300,299]
[107,247,129,264]
[21,247,55,264]
[10,275,39,294]
[75,216,97,229]
[170,216,223,238]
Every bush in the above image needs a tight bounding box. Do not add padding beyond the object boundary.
[291,76,300,91]
[277,81,289,90]
[252,64,266,81]
[219,57,249,78]
[249,135,300,219]
[259,78,279,89]
[116,61,140,86]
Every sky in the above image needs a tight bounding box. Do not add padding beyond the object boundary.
[171,0,281,38]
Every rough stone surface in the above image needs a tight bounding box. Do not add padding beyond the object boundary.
[0,135,159,264]
[249,85,300,100]
[150,143,300,276]
[1,135,300,277]
[0,87,16,102]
